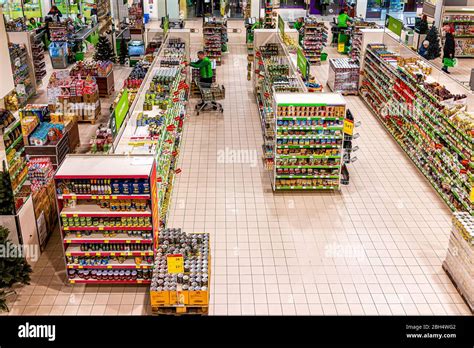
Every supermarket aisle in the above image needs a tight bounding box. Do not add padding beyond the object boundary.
[168,32,471,315]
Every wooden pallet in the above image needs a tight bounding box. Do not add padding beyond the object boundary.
[77,118,96,125]
[442,261,474,313]
[152,306,209,316]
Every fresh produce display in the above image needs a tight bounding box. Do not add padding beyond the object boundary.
[360,43,473,214]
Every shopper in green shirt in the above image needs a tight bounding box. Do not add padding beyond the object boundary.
[293,17,304,45]
[27,18,41,31]
[337,8,352,54]
[190,51,213,84]
[337,8,352,28]
[293,17,304,31]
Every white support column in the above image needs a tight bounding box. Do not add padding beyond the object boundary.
[0,10,15,100]
[356,0,368,19]
[41,0,51,17]
[251,0,260,18]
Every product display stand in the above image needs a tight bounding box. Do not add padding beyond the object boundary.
[442,8,474,58]
[272,93,346,191]
[302,17,328,65]
[360,37,473,214]
[443,213,473,312]
[150,229,210,315]
[54,155,158,284]
[327,58,359,95]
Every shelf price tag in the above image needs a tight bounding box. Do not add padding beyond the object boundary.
[343,119,354,136]
[470,188,474,203]
[167,254,184,274]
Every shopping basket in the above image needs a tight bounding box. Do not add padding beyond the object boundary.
[195,82,225,115]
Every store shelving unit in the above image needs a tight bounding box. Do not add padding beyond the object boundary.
[8,43,35,106]
[360,43,473,214]
[203,18,226,66]
[302,18,328,65]
[264,1,274,28]
[254,42,305,171]
[0,113,31,211]
[114,31,190,228]
[32,31,46,85]
[349,24,382,64]
[442,9,474,58]
[54,155,158,284]
[272,93,346,191]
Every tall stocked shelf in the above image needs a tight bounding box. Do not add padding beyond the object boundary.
[254,42,304,171]
[0,111,31,212]
[442,10,474,58]
[271,93,346,191]
[54,155,158,284]
[97,0,112,34]
[203,18,227,66]
[360,42,473,214]
[129,0,145,36]
[443,213,474,312]
[302,17,328,64]
[349,24,382,64]
[8,43,35,107]
[327,58,359,95]
[115,32,190,228]
[264,1,275,28]
[32,31,46,85]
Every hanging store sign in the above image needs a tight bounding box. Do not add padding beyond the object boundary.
[385,15,403,37]
[297,46,309,80]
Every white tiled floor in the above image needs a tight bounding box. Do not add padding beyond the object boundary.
[3,19,472,315]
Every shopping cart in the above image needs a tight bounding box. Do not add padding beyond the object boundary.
[195,82,225,115]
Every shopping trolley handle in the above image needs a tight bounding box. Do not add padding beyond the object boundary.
[198,82,213,89]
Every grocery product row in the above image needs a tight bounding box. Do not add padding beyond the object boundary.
[360,40,473,214]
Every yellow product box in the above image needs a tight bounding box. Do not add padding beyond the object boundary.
[150,291,170,306]
[169,291,189,305]
[189,290,209,306]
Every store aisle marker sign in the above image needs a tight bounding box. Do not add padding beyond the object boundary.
[297,46,309,80]
[278,15,285,39]
[385,15,403,37]
[115,89,129,131]
[167,254,184,273]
